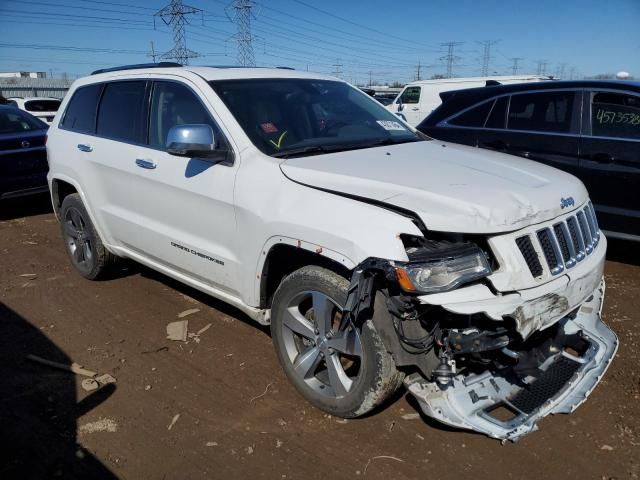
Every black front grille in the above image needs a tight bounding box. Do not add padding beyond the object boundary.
[553,224,571,263]
[516,204,600,278]
[516,235,543,278]
[537,229,560,274]
[509,356,581,414]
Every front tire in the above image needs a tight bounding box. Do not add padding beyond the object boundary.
[59,194,116,280]
[270,266,402,418]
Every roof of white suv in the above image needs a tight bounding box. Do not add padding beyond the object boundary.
[86,63,338,83]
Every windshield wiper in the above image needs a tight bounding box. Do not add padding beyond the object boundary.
[272,145,332,158]
[272,137,422,159]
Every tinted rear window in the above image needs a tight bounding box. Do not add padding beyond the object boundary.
[0,108,47,133]
[25,100,61,112]
[508,91,575,133]
[485,96,508,129]
[591,92,640,140]
[96,81,147,143]
[449,100,493,127]
[61,84,102,133]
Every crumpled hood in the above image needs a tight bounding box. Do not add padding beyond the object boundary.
[280,140,588,234]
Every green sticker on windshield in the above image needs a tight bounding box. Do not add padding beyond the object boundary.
[269,130,288,150]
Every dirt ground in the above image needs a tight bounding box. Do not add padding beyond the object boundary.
[1,194,638,480]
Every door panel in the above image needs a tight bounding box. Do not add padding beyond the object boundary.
[480,91,583,180]
[579,91,640,237]
[126,80,240,296]
[86,81,148,246]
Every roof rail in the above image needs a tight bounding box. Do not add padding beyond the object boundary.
[91,62,182,75]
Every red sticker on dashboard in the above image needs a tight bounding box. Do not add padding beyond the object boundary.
[261,122,278,133]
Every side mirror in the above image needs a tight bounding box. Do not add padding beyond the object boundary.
[167,124,218,157]
[397,101,404,112]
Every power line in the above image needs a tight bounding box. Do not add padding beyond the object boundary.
[536,59,548,76]
[226,0,257,67]
[510,57,523,75]
[440,41,463,78]
[332,59,343,78]
[154,0,202,65]
[478,40,499,76]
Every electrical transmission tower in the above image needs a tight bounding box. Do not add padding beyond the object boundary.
[536,60,548,76]
[227,0,257,67]
[154,0,202,65]
[415,61,422,81]
[478,40,499,76]
[332,59,343,78]
[510,57,522,75]
[440,42,463,78]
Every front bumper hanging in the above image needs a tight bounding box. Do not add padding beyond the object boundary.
[404,280,618,441]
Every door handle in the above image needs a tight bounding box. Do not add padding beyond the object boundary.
[481,140,507,151]
[77,144,92,152]
[411,107,419,111]
[135,158,157,170]
[590,153,615,164]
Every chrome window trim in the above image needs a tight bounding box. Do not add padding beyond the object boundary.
[438,86,640,142]
[58,77,237,163]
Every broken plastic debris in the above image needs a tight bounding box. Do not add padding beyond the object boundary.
[27,354,97,377]
[27,354,117,391]
[79,418,118,434]
[178,308,200,318]
[166,320,188,341]
[401,413,421,420]
[81,378,99,392]
[168,413,181,431]
[95,373,116,385]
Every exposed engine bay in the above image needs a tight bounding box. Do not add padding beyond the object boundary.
[341,236,618,441]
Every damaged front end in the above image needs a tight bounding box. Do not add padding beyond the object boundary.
[343,231,618,442]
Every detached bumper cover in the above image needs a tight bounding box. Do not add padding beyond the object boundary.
[405,280,617,441]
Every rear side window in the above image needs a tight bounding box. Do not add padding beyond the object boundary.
[398,86,421,104]
[61,84,102,133]
[485,96,508,129]
[591,92,640,140]
[449,100,493,127]
[97,81,147,143]
[25,100,61,112]
[508,91,575,133]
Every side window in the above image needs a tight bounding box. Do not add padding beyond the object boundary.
[449,100,493,127]
[96,81,147,143]
[508,91,575,133]
[61,84,102,133]
[591,92,640,140]
[398,86,421,104]
[485,96,508,129]
[148,81,221,150]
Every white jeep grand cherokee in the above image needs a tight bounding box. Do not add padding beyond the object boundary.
[46,64,617,441]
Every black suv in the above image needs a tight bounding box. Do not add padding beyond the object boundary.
[417,80,640,241]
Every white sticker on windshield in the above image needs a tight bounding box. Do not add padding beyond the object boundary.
[376,120,407,131]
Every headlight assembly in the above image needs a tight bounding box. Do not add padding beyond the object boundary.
[394,241,492,294]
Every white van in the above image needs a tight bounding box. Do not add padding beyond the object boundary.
[387,75,551,126]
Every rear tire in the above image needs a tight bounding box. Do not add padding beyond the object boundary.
[59,194,117,280]
[270,266,402,418]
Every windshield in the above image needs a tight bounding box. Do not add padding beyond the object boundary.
[209,78,421,157]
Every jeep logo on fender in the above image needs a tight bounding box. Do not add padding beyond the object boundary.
[560,197,575,209]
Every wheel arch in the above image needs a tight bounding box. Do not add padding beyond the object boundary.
[50,175,82,219]
[257,237,356,309]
